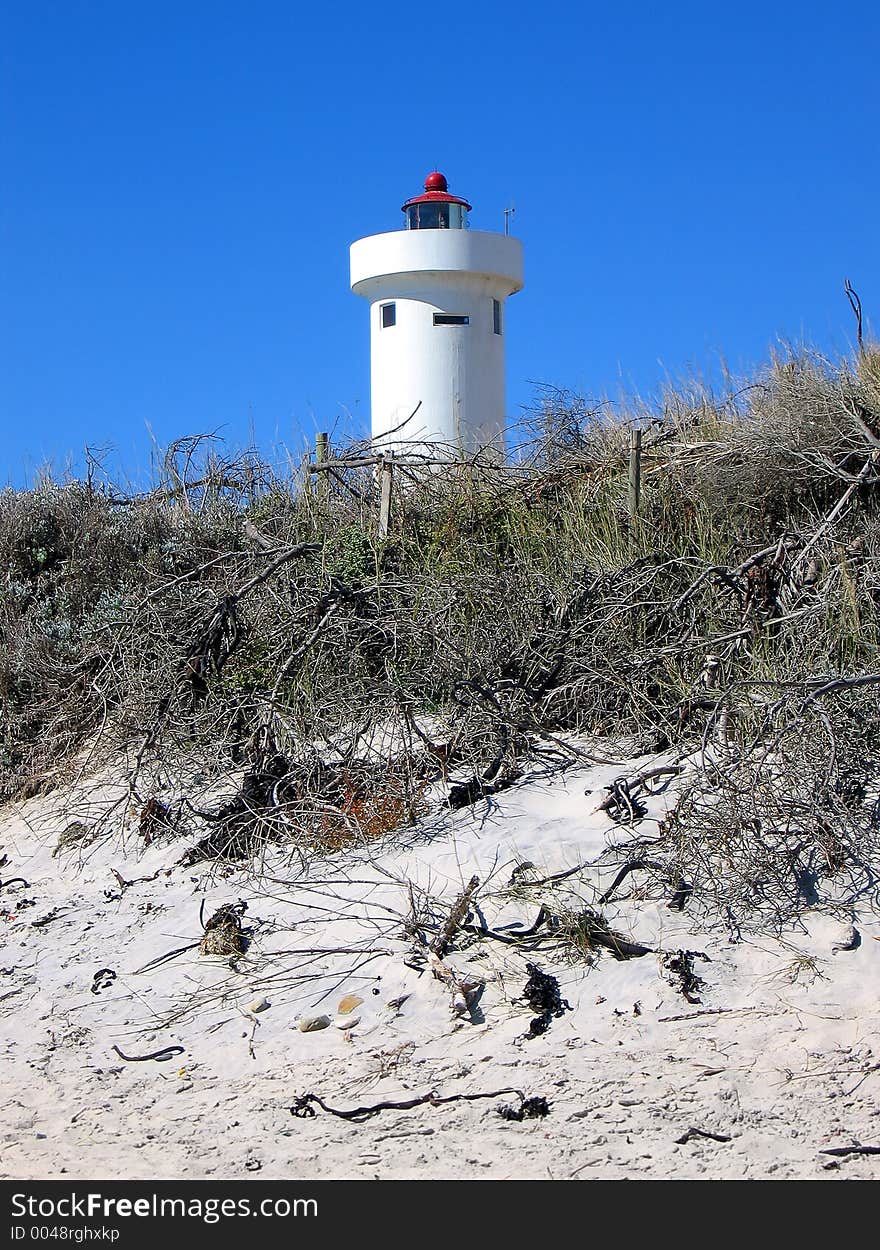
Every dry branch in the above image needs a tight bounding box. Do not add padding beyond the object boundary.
[431,874,480,957]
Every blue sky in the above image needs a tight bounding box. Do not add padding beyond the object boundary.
[2,1,878,484]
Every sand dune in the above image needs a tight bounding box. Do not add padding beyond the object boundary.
[2,746,878,1180]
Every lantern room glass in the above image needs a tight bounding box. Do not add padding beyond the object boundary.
[406,202,467,230]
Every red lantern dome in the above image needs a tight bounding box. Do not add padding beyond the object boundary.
[423,170,448,193]
[402,171,471,229]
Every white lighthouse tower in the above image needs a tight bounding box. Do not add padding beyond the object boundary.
[350,171,524,458]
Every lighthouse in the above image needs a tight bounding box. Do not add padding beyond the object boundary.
[350,171,524,458]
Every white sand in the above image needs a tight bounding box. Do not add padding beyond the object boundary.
[1,747,878,1180]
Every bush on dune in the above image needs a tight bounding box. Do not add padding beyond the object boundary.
[2,347,879,930]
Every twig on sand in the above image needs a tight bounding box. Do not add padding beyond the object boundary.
[112,1044,185,1063]
[845,1063,880,1096]
[290,1087,526,1123]
[111,867,169,893]
[598,858,669,904]
[407,883,484,1017]
[132,943,201,975]
[819,1143,880,1158]
[675,1126,732,1145]
[594,764,684,825]
[658,1006,769,1023]
[464,905,554,945]
[431,874,480,958]
[247,1015,260,1060]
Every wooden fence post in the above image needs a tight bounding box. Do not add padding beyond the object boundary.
[628,428,642,525]
[378,453,394,539]
[315,432,330,502]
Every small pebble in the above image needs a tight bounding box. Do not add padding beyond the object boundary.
[334,1014,361,1031]
[297,1014,332,1033]
[248,997,270,1014]
[337,994,364,1015]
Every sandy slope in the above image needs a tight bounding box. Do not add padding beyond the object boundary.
[1,747,878,1181]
